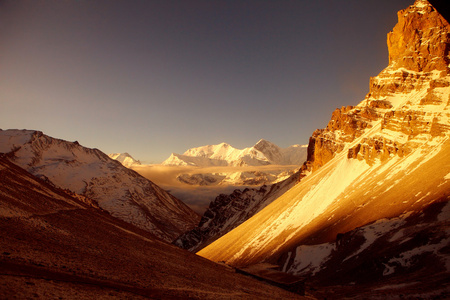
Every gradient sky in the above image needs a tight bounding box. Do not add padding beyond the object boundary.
[0,0,413,163]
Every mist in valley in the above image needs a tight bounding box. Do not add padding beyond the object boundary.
[133,164,298,214]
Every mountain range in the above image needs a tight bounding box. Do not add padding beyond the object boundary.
[162,139,307,167]
[158,139,307,187]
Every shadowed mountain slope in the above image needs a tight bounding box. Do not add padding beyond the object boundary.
[0,157,308,299]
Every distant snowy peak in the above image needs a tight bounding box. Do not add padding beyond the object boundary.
[162,140,308,167]
[108,152,141,167]
[253,139,281,162]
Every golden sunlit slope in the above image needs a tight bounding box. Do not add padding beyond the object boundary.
[198,138,450,266]
[198,0,450,267]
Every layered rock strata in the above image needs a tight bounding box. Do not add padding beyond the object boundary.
[307,0,450,171]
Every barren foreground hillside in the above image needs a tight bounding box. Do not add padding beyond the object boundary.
[0,157,309,299]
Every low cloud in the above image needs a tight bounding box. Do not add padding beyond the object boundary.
[132,164,298,214]
[133,164,298,186]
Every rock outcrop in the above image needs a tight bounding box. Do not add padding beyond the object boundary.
[307,0,450,171]
[388,0,449,72]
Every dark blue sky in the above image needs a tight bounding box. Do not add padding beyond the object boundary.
[0,0,413,163]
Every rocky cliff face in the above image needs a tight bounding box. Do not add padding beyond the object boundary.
[307,0,450,172]
[174,171,301,252]
[388,0,449,72]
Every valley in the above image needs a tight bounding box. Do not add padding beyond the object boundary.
[1,0,449,299]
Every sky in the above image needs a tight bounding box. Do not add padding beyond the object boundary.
[0,0,413,163]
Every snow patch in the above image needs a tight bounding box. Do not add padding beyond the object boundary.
[286,243,334,275]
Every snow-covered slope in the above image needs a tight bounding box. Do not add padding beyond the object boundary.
[162,139,307,167]
[108,152,141,168]
[198,1,450,288]
[0,129,199,242]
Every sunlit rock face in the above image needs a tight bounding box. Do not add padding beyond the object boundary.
[197,4,450,295]
[307,0,450,171]
[387,0,449,72]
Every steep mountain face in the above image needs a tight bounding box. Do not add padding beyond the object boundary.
[198,1,450,296]
[307,0,450,173]
[162,139,307,167]
[108,152,141,167]
[0,157,304,299]
[0,129,199,242]
[174,171,302,252]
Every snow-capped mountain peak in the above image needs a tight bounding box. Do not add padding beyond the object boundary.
[253,139,283,164]
[108,152,141,167]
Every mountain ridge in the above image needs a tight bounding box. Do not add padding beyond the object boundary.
[174,171,303,252]
[0,129,199,242]
[162,139,307,167]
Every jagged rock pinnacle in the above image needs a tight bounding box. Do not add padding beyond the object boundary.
[387,0,450,73]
